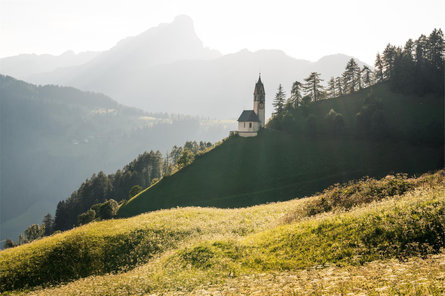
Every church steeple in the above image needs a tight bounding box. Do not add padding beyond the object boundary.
[253,74,265,127]
[254,74,265,102]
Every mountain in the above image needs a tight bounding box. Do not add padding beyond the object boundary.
[1,170,443,293]
[25,16,366,119]
[0,75,234,241]
[118,83,443,218]
[0,51,99,80]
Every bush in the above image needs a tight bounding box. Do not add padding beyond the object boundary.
[177,149,195,168]
[77,209,96,225]
[325,108,344,133]
[3,239,16,249]
[99,199,119,219]
[129,185,143,198]
[305,174,415,216]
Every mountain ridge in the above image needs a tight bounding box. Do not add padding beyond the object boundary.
[2,16,368,119]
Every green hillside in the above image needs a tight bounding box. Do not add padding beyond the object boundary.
[118,84,443,218]
[1,171,443,294]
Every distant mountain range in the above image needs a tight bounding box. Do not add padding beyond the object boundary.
[1,15,367,119]
[0,50,99,79]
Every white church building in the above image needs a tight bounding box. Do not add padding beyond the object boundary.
[232,75,266,137]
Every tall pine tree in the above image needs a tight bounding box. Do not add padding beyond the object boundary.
[343,58,360,94]
[327,77,336,98]
[303,72,324,102]
[335,76,343,96]
[273,84,286,115]
[374,53,384,83]
[361,65,373,88]
[382,44,397,79]
[288,80,302,108]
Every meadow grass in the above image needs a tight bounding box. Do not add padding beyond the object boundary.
[1,171,443,295]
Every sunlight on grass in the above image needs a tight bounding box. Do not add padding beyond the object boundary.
[1,170,443,295]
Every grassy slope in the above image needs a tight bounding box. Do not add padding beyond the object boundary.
[119,85,443,218]
[1,171,443,295]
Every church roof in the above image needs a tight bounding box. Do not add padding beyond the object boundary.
[237,110,260,122]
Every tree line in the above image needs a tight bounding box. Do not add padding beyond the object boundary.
[272,28,443,115]
[4,140,213,248]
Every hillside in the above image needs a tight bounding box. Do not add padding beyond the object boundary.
[118,83,443,218]
[1,171,443,294]
[25,16,367,118]
[0,75,234,241]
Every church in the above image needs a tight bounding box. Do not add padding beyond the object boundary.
[233,75,266,137]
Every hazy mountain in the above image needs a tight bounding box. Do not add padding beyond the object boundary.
[27,16,366,119]
[0,75,234,241]
[0,50,99,80]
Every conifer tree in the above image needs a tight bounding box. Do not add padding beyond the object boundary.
[374,53,384,83]
[382,44,397,79]
[18,233,27,245]
[415,34,427,64]
[335,76,343,96]
[356,66,362,90]
[343,58,360,93]
[327,77,336,98]
[303,72,323,102]
[427,28,444,72]
[42,213,54,236]
[403,39,415,61]
[361,65,373,88]
[288,81,302,108]
[273,84,286,114]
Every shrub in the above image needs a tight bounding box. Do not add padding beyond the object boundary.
[129,185,143,198]
[3,239,16,249]
[98,199,118,219]
[305,174,414,216]
[77,209,96,225]
[325,108,344,133]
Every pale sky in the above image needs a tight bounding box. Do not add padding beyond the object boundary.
[1,0,444,64]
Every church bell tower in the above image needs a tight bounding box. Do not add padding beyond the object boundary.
[253,74,265,127]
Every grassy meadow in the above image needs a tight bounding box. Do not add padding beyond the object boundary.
[1,170,444,295]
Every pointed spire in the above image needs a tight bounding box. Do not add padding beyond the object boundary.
[254,74,265,99]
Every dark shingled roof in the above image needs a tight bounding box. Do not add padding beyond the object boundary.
[237,110,260,122]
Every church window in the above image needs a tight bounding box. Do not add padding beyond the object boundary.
[249,122,252,128]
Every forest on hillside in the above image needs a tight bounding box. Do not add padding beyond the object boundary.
[268,29,444,142]
[5,140,214,247]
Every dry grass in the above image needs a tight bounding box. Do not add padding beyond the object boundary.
[1,170,444,295]
[187,254,445,296]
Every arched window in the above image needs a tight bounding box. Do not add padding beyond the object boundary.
[249,122,252,128]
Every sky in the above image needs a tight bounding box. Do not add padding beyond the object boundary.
[1,0,444,64]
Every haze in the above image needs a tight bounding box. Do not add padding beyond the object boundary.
[1,0,444,64]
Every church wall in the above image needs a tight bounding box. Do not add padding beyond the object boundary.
[254,102,265,127]
[239,131,258,137]
[238,121,260,132]
[258,109,265,127]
